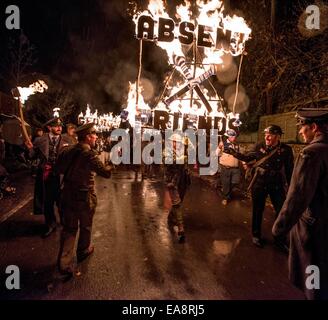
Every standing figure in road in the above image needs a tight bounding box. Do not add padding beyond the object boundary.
[225,125,294,247]
[164,133,191,243]
[217,129,241,206]
[56,123,112,276]
[272,109,328,300]
[26,117,73,238]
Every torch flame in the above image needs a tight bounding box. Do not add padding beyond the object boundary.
[17,80,48,104]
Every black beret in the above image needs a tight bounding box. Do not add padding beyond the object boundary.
[296,108,328,125]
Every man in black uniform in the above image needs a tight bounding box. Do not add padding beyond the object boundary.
[225,125,294,247]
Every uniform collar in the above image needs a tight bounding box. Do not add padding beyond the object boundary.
[78,142,91,151]
[49,133,60,141]
[310,132,328,144]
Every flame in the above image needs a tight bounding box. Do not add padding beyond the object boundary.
[17,80,48,104]
[124,82,150,127]
[79,106,120,131]
[131,0,249,130]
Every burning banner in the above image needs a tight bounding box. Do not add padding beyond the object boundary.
[124,0,251,134]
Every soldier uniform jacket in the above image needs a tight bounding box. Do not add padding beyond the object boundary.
[57,142,112,191]
[56,143,112,214]
[232,142,294,186]
[272,133,328,300]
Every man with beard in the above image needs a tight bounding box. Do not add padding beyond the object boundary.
[225,125,294,247]
[273,109,328,300]
[26,117,73,237]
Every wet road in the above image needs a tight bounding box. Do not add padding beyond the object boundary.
[0,169,304,300]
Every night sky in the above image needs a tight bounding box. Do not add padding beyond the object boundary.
[1,0,153,114]
[0,0,320,120]
[0,0,253,115]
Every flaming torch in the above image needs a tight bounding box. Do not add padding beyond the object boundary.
[11,80,48,145]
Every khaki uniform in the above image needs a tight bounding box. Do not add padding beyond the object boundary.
[56,142,111,272]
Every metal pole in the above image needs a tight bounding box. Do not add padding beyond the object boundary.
[136,39,143,112]
[190,36,197,110]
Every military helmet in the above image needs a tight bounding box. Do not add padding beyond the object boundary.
[264,125,283,135]
[225,129,237,137]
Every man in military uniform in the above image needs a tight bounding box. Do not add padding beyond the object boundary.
[164,133,191,243]
[26,117,73,238]
[56,123,112,276]
[272,109,328,300]
[225,125,294,247]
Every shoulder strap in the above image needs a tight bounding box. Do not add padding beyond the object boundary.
[252,147,279,168]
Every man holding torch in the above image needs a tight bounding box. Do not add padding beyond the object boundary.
[225,125,294,248]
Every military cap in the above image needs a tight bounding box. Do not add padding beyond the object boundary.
[225,129,237,137]
[296,108,328,125]
[75,122,96,137]
[44,117,63,127]
[264,125,283,135]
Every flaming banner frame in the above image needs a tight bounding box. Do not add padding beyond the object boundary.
[129,0,252,134]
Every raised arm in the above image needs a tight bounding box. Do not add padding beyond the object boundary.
[87,151,112,178]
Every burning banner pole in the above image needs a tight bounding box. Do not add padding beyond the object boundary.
[11,80,48,145]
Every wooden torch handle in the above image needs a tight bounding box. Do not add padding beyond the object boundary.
[18,99,32,145]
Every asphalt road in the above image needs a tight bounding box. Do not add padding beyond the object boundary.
[0,168,304,300]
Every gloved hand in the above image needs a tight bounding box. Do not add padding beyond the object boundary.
[224,145,237,155]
